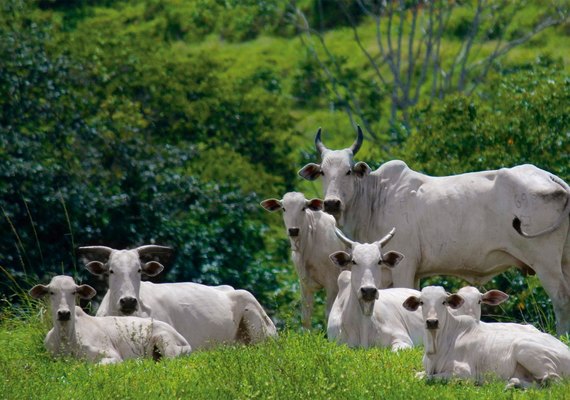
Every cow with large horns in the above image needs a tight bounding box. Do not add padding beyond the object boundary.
[78,245,277,349]
[299,127,570,335]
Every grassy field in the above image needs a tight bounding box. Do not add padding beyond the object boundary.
[1,311,569,400]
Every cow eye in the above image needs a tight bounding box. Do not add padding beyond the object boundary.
[301,206,307,211]
[346,170,352,176]
[109,270,114,274]
[138,268,142,273]
[321,172,325,177]
[442,301,446,305]
[351,260,357,265]
[478,300,482,304]
[282,208,286,213]
[50,291,55,295]
[419,301,423,305]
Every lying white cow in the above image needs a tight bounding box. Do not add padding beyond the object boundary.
[403,286,570,388]
[327,227,423,350]
[451,286,509,320]
[78,245,277,349]
[299,127,570,335]
[29,276,191,364]
[452,286,539,333]
[261,192,344,329]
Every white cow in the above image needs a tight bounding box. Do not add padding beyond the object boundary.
[403,286,570,388]
[29,275,191,364]
[327,227,424,350]
[299,127,570,335]
[261,192,344,329]
[78,245,277,350]
[452,286,540,333]
[451,286,509,320]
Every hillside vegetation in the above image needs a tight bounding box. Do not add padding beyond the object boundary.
[1,0,569,331]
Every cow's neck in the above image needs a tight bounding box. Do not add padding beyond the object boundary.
[342,173,386,242]
[343,286,375,347]
[52,318,78,355]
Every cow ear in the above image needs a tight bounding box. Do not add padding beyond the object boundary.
[446,294,464,309]
[298,163,322,181]
[260,199,283,212]
[403,296,421,312]
[329,251,352,268]
[75,285,97,300]
[306,198,323,211]
[85,261,108,276]
[142,261,164,277]
[352,161,371,178]
[29,284,49,299]
[481,290,509,306]
[382,251,404,268]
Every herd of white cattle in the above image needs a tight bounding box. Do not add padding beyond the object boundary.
[30,128,570,389]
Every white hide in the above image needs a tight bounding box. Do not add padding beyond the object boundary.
[403,286,570,388]
[260,192,344,329]
[29,276,191,364]
[326,231,423,350]
[78,246,277,350]
[299,128,570,335]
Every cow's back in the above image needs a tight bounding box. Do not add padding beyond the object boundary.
[138,281,238,349]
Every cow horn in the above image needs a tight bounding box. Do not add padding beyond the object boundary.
[349,126,364,155]
[334,227,355,248]
[136,245,173,262]
[315,127,327,155]
[77,246,114,263]
[378,227,396,247]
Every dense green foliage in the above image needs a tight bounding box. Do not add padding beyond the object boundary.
[0,0,568,332]
[1,315,569,399]
[0,0,296,310]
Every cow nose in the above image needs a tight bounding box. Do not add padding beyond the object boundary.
[360,286,378,302]
[119,297,138,313]
[426,319,439,330]
[324,199,341,214]
[57,310,71,321]
[288,228,300,237]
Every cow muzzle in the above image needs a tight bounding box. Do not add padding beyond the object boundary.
[57,310,71,321]
[360,286,379,302]
[324,198,342,215]
[426,318,439,330]
[288,228,300,237]
[119,296,138,315]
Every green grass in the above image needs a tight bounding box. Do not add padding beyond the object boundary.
[1,312,569,400]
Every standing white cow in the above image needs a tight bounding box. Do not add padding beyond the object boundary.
[403,286,570,388]
[261,192,344,329]
[78,245,277,350]
[299,127,570,334]
[29,275,191,364]
[327,227,424,350]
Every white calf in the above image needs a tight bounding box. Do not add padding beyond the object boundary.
[327,228,423,350]
[29,276,191,364]
[452,286,539,332]
[261,192,344,328]
[403,286,570,388]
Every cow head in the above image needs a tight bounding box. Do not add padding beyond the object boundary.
[29,276,96,327]
[329,227,404,316]
[78,245,172,316]
[298,127,371,225]
[403,286,464,355]
[260,192,323,239]
[453,286,509,321]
